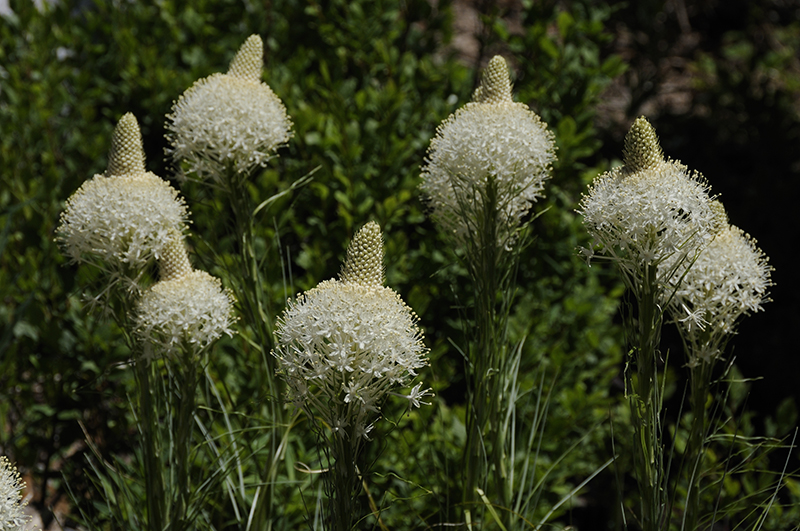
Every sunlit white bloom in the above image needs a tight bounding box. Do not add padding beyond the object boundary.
[273,222,429,440]
[0,456,31,531]
[136,237,235,356]
[578,117,716,293]
[404,382,434,409]
[57,113,188,270]
[668,221,772,365]
[166,34,293,182]
[420,56,555,248]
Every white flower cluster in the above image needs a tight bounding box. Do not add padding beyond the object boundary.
[136,270,236,356]
[57,114,234,356]
[578,117,716,290]
[273,222,429,440]
[57,113,188,271]
[420,56,556,248]
[166,34,293,182]
[0,456,31,531]
[668,220,773,365]
[136,235,236,357]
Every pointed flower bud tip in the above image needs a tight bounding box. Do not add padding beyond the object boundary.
[473,55,513,105]
[106,112,146,176]
[159,232,193,282]
[622,116,664,173]
[227,34,263,82]
[339,221,384,287]
[709,199,729,233]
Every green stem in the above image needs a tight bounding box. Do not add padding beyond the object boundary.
[137,356,165,531]
[172,352,198,530]
[685,361,710,531]
[629,262,665,531]
[461,175,513,529]
[331,433,357,531]
[227,170,284,531]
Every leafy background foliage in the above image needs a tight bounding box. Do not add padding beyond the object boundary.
[1,0,798,529]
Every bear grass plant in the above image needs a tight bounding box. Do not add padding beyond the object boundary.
[57,113,237,531]
[3,1,800,530]
[579,117,793,531]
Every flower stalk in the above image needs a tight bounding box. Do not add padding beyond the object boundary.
[665,207,773,529]
[421,56,555,528]
[626,260,667,531]
[273,221,430,531]
[136,346,166,531]
[461,174,516,525]
[166,35,296,529]
[579,116,718,531]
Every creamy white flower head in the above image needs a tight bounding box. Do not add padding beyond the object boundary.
[273,222,429,439]
[166,34,293,182]
[420,56,556,248]
[0,456,31,531]
[57,113,189,270]
[578,117,716,289]
[135,236,235,356]
[668,219,773,365]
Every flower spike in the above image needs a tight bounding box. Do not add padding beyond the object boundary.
[167,34,292,181]
[227,34,263,82]
[578,117,716,291]
[273,225,429,440]
[421,56,555,248]
[136,269,236,356]
[622,116,664,173]
[709,199,729,233]
[58,114,189,270]
[339,221,384,288]
[106,112,146,177]
[472,55,513,105]
[159,231,193,282]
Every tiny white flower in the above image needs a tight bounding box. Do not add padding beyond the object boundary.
[332,417,350,439]
[677,303,709,333]
[354,422,374,441]
[405,383,434,409]
[343,380,362,404]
